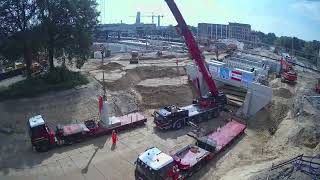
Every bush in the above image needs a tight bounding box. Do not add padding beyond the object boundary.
[0,67,88,100]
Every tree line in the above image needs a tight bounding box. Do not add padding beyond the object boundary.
[0,0,99,78]
[254,31,320,64]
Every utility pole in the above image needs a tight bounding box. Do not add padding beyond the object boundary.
[100,45,106,100]
[317,48,320,69]
[291,37,294,56]
[152,12,154,24]
[158,15,161,27]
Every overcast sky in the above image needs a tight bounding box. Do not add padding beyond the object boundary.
[97,0,320,41]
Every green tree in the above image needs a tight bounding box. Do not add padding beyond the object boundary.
[265,33,276,44]
[37,0,99,70]
[0,0,38,78]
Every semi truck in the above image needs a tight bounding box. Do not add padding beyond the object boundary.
[154,0,228,130]
[153,103,225,130]
[28,96,147,152]
[135,119,246,179]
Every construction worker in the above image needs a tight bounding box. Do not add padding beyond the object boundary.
[111,130,117,145]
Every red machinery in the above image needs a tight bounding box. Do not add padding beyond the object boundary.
[153,0,227,130]
[135,119,246,179]
[279,58,297,84]
[27,102,147,152]
[165,0,226,109]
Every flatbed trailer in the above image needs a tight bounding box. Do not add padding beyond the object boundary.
[154,104,221,130]
[28,113,146,152]
[135,119,246,180]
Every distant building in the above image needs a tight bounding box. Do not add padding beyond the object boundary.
[99,23,135,34]
[98,23,156,37]
[198,22,252,41]
[135,23,157,35]
[198,23,228,40]
[228,22,251,41]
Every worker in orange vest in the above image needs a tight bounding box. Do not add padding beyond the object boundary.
[111,130,117,145]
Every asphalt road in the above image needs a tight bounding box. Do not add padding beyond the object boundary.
[0,112,228,180]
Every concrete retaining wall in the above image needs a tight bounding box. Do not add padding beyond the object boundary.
[186,63,272,117]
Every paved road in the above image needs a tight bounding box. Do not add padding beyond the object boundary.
[0,114,228,180]
[0,75,25,88]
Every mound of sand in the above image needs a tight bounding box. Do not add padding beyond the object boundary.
[290,124,320,148]
[268,101,290,133]
[137,77,188,87]
[110,88,142,115]
[273,88,293,99]
[99,62,123,71]
[269,77,283,88]
[105,66,186,91]
[136,84,196,109]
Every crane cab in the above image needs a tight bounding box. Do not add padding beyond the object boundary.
[27,115,56,152]
[135,147,176,180]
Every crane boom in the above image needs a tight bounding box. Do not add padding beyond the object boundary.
[164,0,219,96]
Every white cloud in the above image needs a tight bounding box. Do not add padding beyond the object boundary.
[292,0,320,22]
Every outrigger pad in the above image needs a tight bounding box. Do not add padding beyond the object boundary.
[196,136,217,153]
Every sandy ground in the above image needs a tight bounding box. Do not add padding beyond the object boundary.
[0,53,319,180]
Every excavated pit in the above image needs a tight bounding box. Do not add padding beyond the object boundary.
[105,66,186,91]
[101,65,196,113]
[136,85,195,109]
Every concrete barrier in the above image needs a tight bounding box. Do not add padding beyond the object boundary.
[186,62,272,117]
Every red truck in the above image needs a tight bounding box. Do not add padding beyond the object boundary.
[279,58,298,84]
[27,112,146,152]
[153,0,228,130]
[135,120,246,179]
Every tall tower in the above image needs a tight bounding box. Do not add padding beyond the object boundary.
[158,15,161,27]
[317,49,320,69]
[136,11,141,24]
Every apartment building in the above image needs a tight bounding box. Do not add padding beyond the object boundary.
[198,22,252,41]
[198,23,228,40]
[228,22,251,41]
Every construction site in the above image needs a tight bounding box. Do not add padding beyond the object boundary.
[1,0,320,180]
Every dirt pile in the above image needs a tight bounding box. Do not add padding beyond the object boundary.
[273,88,293,99]
[290,124,320,148]
[99,62,123,71]
[110,88,142,115]
[268,101,290,133]
[248,100,290,135]
[136,84,196,109]
[101,64,193,113]
[228,71,320,180]
[105,66,186,91]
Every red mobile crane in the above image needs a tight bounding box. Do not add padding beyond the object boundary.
[165,0,226,108]
[153,0,227,130]
[279,57,297,84]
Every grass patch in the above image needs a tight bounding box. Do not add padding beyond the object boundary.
[0,67,89,100]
